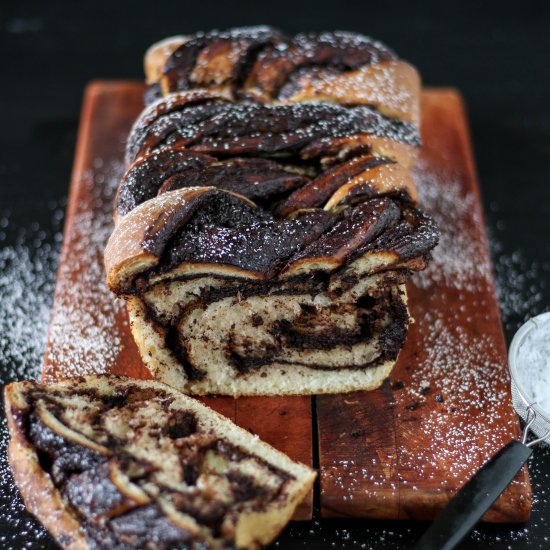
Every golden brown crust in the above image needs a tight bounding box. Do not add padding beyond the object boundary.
[323,162,418,210]
[4,384,88,550]
[107,186,210,291]
[144,36,187,84]
[278,60,421,125]
[105,187,260,292]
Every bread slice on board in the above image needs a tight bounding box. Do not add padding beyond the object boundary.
[4,376,316,549]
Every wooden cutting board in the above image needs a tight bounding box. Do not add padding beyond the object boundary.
[41,81,531,523]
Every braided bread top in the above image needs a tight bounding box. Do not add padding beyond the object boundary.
[117,89,419,219]
[108,28,436,292]
[145,26,420,125]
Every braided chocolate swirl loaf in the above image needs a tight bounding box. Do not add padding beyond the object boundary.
[105,27,438,396]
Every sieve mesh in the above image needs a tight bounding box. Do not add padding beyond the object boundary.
[508,313,550,443]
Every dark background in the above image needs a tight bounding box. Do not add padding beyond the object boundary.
[1,0,549,548]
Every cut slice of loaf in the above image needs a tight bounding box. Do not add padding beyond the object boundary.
[4,376,316,549]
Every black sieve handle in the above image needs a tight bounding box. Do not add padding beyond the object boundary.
[414,440,532,550]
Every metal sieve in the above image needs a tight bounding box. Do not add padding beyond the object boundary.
[415,312,550,550]
[509,311,550,444]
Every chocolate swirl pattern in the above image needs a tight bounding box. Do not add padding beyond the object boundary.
[4,377,315,549]
[105,27,438,396]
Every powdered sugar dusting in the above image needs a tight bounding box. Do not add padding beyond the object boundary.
[398,159,535,499]
[397,314,518,481]
[0,216,62,383]
[300,60,419,124]
[317,157,523,492]
[43,160,126,381]
[0,206,64,546]
[492,238,549,335]
[413,159,492,291]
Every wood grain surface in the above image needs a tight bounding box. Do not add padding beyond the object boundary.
[41,81,530,522]
[317,90,532,521]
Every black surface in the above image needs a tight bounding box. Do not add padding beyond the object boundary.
[1,1,549,548]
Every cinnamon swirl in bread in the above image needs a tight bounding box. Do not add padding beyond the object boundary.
[105,27,438,396]
[4,376,315,549]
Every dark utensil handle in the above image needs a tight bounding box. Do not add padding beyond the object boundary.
[414,440,532,550]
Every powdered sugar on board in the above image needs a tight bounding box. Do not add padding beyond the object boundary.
[42,159,127,381]
[0,211,62,384]
[413,157,493,292]
[318,96,540,523]
[389,160,518,480]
